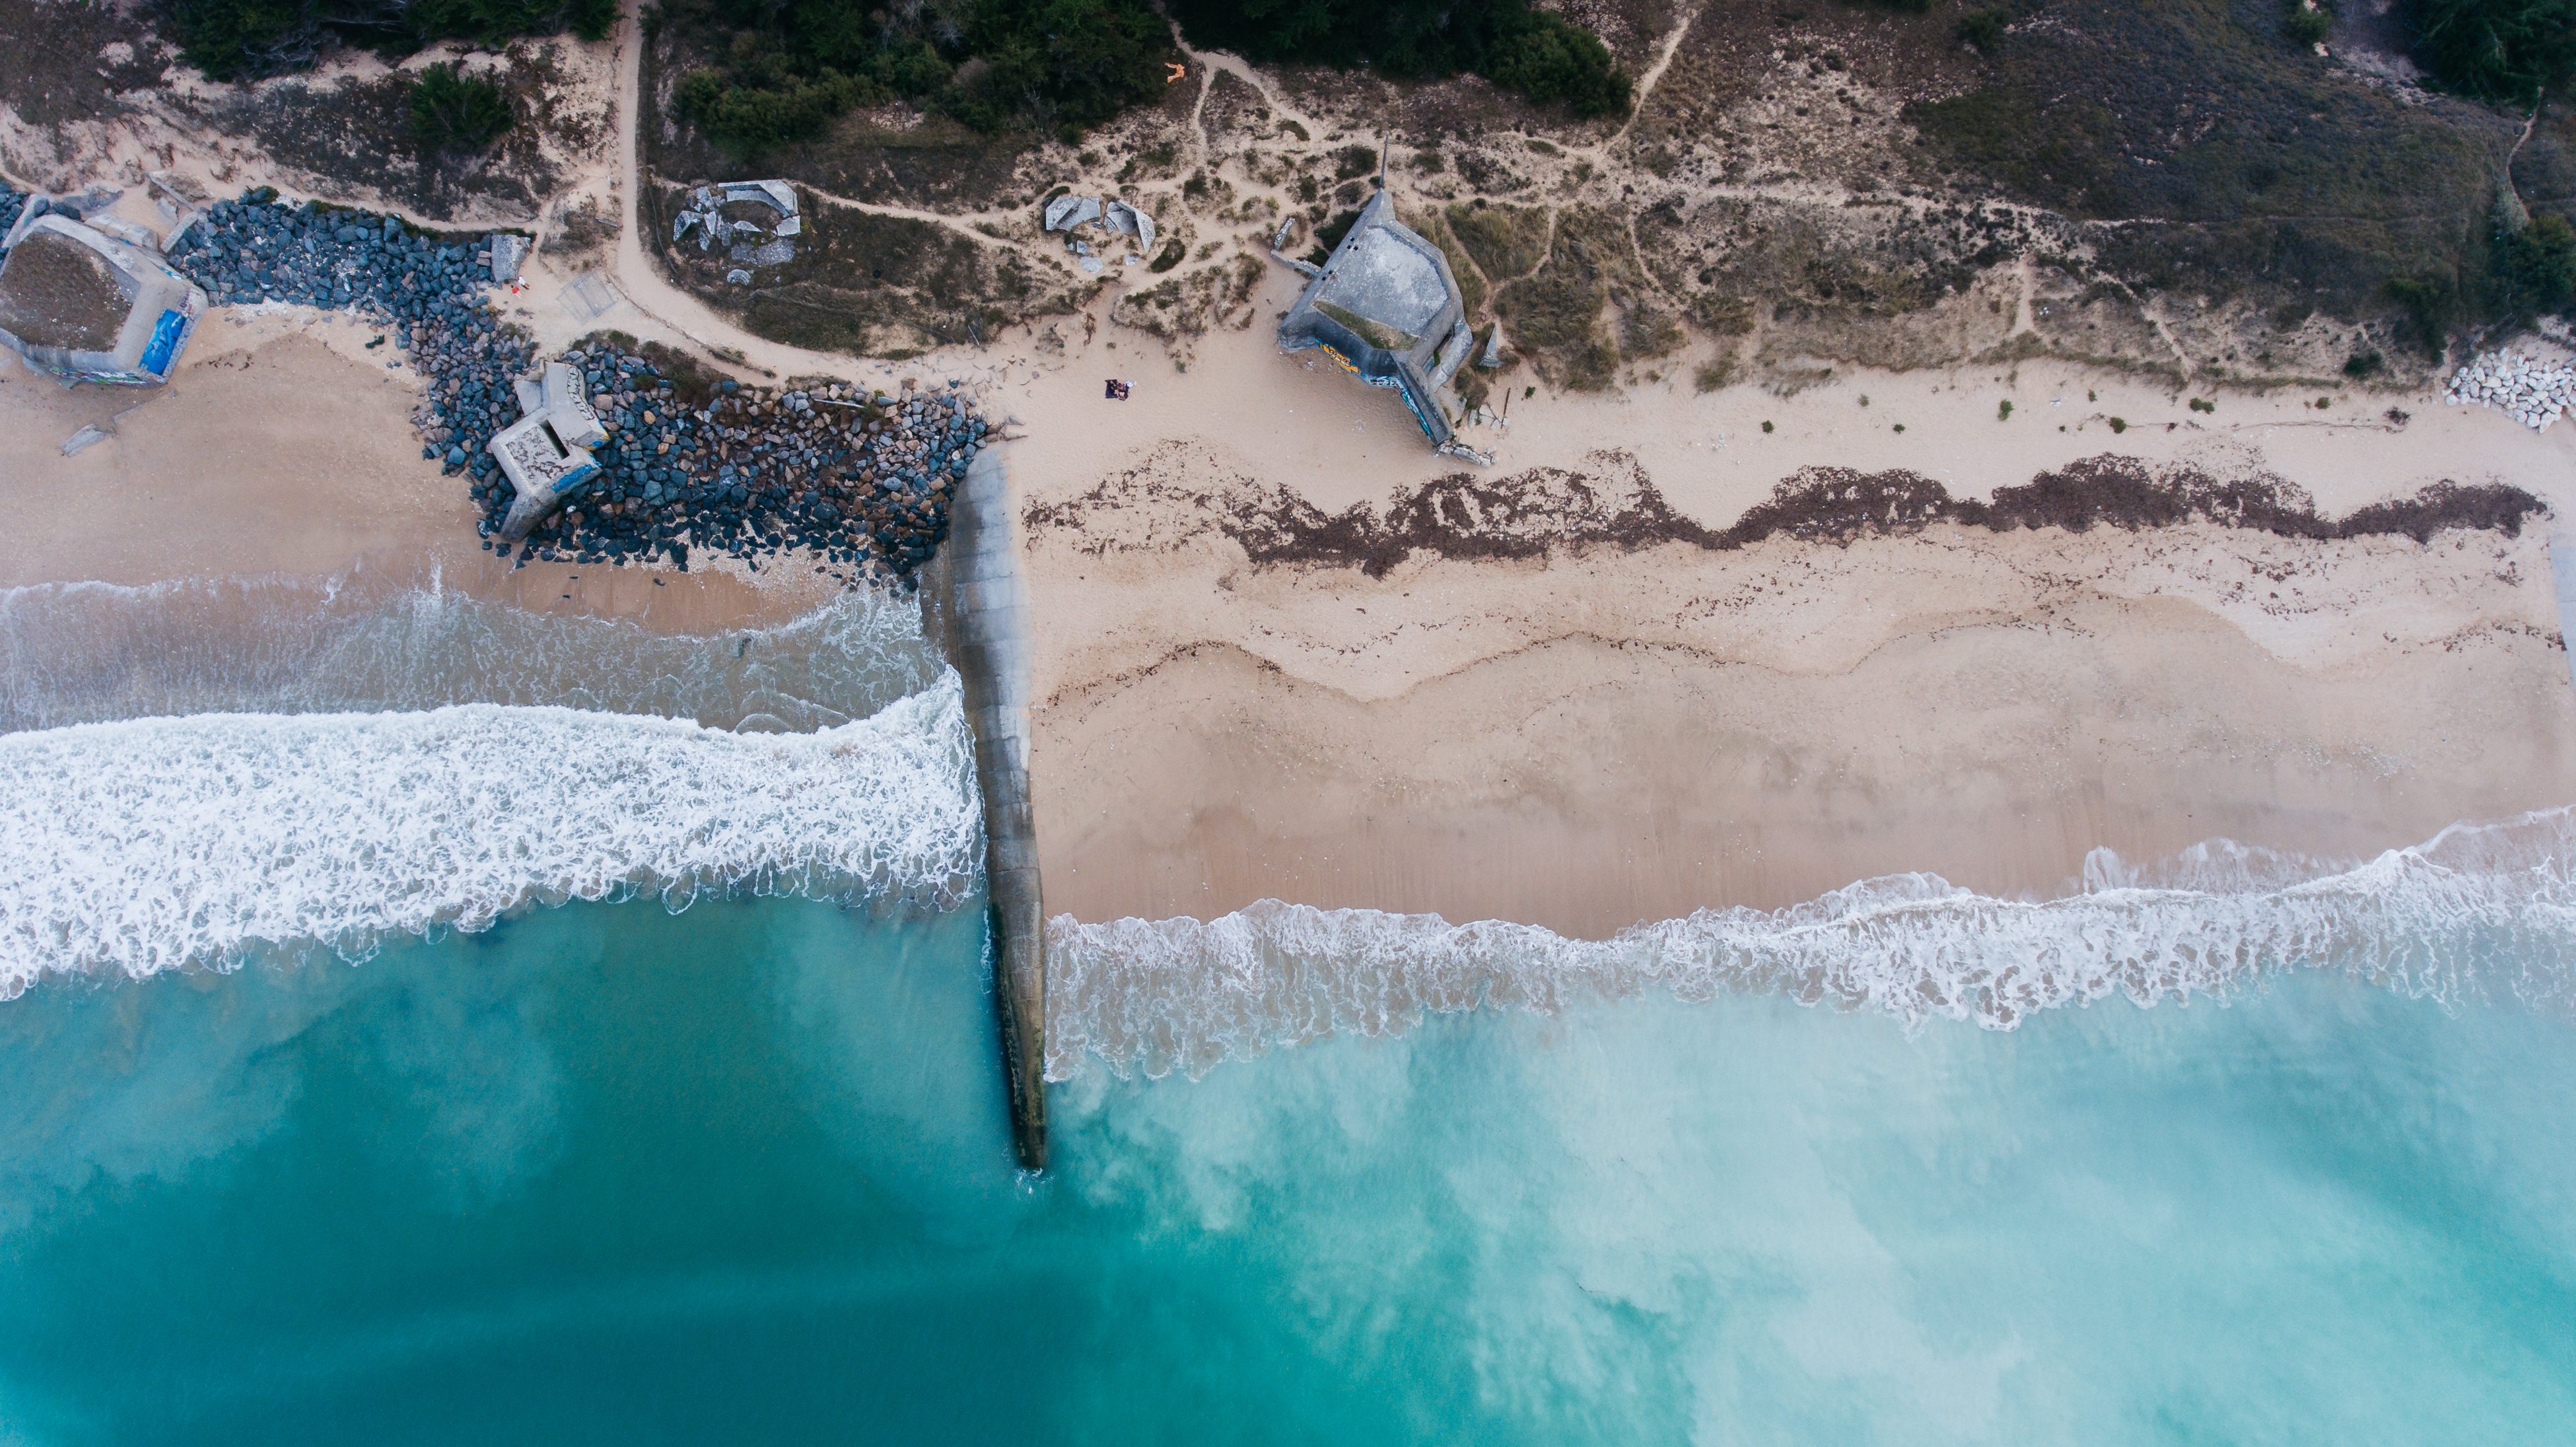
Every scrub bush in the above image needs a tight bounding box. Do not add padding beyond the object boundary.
[659,0,1172,149]
[164,0,614,81]
[407,62,514,151]
[2404,0,2576,102]
[1166,0,1630,120]
[2494,213,2576,313]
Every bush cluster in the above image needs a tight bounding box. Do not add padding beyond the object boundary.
[2404,0,2576,102]
[1165,0,1631,120]
[2495,212,2576,312]
[163,0,614,82]
[664,0,1172,153]
[408,61,516,150]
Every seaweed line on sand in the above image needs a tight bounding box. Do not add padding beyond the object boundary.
[1024,447,2546,577]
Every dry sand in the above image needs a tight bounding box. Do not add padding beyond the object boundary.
[1000,297,2576,936]
[0,307,835,630]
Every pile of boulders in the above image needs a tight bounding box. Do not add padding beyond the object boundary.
[0,190,26,238]
[461,353,978,579]
[131,188,975,582]
[2443,351,2575,431]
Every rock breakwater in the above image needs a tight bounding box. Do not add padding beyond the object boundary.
[2445,351,2576,432]
[2,186,983,584]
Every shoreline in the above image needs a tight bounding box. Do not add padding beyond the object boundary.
[6,227,2573,946]
[1022,525,2576,936]
[0,311,840,631]
[1004,312,2576,936]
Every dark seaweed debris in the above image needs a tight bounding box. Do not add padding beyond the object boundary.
[1029,450,2544,577]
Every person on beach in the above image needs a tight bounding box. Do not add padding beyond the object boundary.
[1105,379,1131,400]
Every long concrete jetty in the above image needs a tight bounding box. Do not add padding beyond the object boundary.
[925,444,1048,1172]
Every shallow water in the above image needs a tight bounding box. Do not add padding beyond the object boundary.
[1,894,2570,1444]
[3,581,2571,1442]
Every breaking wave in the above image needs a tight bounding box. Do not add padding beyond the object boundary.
[0,680,981,997]
[1047,808,2576,1079]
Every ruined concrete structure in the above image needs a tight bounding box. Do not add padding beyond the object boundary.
[495,361,609,540]
[1043,194,1154,276]
[1276,190,1484,462]
[0,211,205,386]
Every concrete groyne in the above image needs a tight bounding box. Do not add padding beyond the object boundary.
[925,444,1047,1172]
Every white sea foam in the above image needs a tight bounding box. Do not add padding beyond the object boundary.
[1047,808,2576,1078]
[0,680,981,997]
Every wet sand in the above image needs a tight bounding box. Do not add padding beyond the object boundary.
[1002,313,2576,936]
[0,311,835,630]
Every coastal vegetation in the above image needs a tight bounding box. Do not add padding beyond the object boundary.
[660,0,1174,152]
[1165,0,1632,119]
[405,61,515,152]
[2405,0,2576,100]
[164,0,614,80]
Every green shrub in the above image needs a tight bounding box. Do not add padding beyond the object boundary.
[1313,209,1363,253]
[2495,212,2576,313]
[1956,8,2008,53]
[166,0,615,83]
[407,62,515,151]
[1998,399,2013,420]
[1481,9,1631,118]
[2287,2,2333,45]
[2404,0,2576,102]
[164,0,313,79]
[1166,0,1630,119]
[2386,272,2454,354]
[677,67,871,152]
[2344,349,2385,376]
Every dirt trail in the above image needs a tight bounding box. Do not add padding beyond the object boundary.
[1163,26,1331,157]
[1604,6,1701,152]
[596,2,854,379]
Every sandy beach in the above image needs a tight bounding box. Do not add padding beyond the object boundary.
[7,168,2574,943]
[991,273,2576,935]
[0,303,837,631]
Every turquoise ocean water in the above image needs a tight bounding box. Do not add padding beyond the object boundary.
[1,581,2571,1443]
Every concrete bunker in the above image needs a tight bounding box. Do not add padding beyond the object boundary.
[1043,194,1154,273]
[1276,190,1487,464]
[495,361,609,540]
[0,208,207,386]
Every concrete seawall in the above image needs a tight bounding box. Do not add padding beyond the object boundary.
[924,443,1048,1172]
